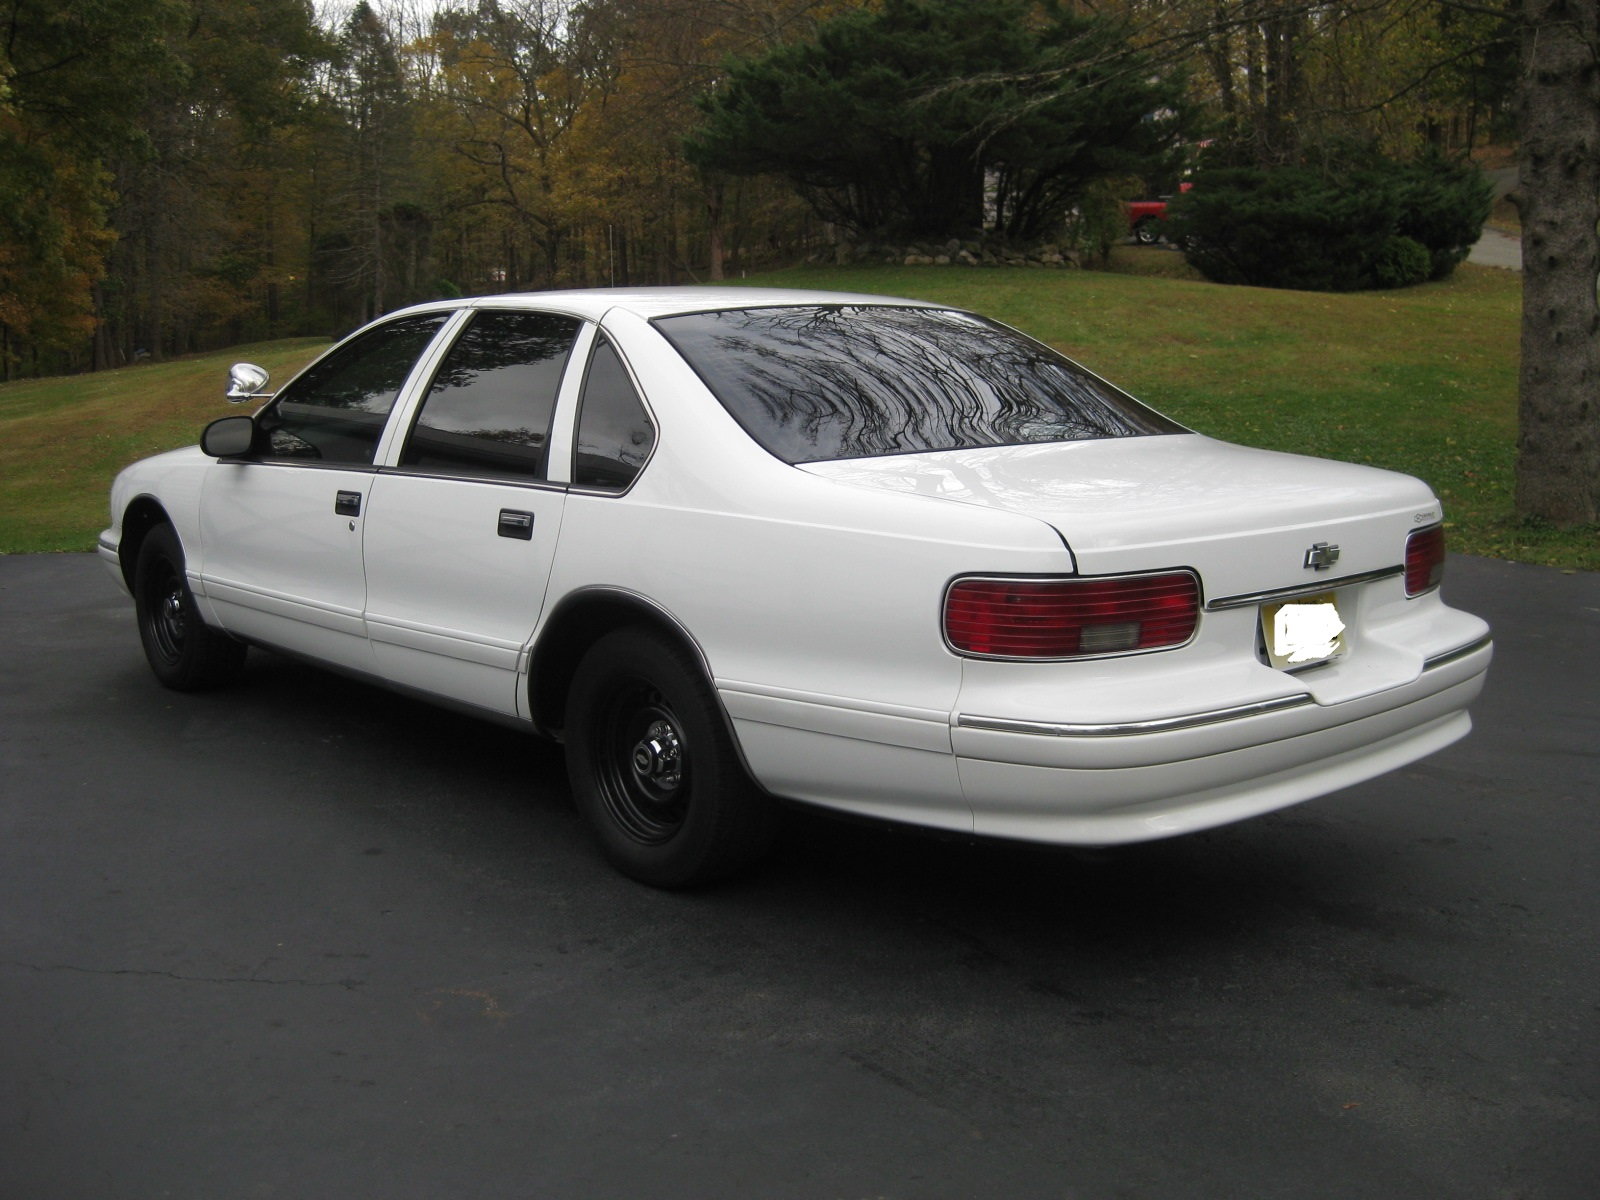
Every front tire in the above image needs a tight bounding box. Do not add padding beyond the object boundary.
[1133,217,1161,245]
[565,628,776,887]
[133,523,246,691]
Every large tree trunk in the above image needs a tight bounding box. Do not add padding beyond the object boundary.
[1513,0,1600,526]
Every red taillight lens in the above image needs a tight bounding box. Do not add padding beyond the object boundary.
[1405,525,1446,596]
[944,572,1199,659]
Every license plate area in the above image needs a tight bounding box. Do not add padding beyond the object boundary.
[1260,592,1346,671]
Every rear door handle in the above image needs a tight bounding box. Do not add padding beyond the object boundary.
[335,490,362,517]
[497,509,534,540]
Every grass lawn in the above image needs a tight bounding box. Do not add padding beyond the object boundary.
[2,258,1591,569]
[0,338,329,554]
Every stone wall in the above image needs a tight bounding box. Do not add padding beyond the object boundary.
[812,237,1086,269]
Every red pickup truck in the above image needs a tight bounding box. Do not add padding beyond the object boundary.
[1127,183,1192,244]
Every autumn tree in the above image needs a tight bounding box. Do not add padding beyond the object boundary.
[0,0,184,375]
[310,2,427,326]
[559,0,834,283]
[418,0,601,290]
[103,1,330,363]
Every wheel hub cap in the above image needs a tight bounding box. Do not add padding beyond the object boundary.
[630,719,682,791]
[162,590,186,636]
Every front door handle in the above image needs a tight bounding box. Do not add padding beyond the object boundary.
[497,509,534,540]
[335,490,362,517]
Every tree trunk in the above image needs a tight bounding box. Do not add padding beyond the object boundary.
[1513,0,1600,526]
[706,179,726,282]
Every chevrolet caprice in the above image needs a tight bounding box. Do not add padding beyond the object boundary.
[100,288,1492,885]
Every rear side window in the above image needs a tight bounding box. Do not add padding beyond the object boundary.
[402,309,582,481]
[259,313,450,464]
[572,337,655,490]
[653,305,1183,463]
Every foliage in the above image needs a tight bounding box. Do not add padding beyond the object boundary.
[1389,153,1493,279]
[1371,236,1432,289]
[1142,1,1521,166]
[0,0,186,375]
[1171,166,1397,291]
[1170,152,1490,292]
[686,0,1192,242]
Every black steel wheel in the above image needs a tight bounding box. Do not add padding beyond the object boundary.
[133,523,246,691]
[565,628,776,887]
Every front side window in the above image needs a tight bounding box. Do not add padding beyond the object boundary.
[401,309,582,481]
[653,305,1183,464]
[572,337,655,490]
[258,313,450,464]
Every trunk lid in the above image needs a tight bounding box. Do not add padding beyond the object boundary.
[799,434,1440,600]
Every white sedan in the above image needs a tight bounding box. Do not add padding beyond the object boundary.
[100,288,1492,886]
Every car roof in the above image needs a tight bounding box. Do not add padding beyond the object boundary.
[384,286,946,324]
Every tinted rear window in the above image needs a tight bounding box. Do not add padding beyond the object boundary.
[653,305,1182,463]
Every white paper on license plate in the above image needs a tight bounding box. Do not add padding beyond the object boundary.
[1261,592,1346,669]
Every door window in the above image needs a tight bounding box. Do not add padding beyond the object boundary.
[257,313,449,464]
[401,310,582,481]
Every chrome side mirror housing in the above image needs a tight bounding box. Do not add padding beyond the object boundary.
[226,362,272,402]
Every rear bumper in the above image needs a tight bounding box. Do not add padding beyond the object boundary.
[953,637,1490,843]
[725,633,1490,845]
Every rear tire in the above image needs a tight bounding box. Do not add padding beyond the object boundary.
[133,523,246,691]
[565,628,776,887]
[1133,217,1161,245]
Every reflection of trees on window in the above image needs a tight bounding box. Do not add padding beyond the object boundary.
[279,315,450,413]
[574,337,655,490]
[257,313,449,464]
[655,307,1182,463]
[402,310,581,480]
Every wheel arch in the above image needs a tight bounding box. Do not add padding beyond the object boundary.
[528,588,735,747]
[117,496,175,592]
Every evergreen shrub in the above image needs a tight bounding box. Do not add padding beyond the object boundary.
[1169,155,1490,292]
[1371,235,1433,289]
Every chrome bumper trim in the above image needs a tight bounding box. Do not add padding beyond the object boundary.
[1206,566,1403,611]
[956,694,1314,739]
[957,633,1491,740]
[1423,633,1493,670]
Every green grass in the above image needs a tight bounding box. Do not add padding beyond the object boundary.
[0,339,328,553]
[2,262,1592,569]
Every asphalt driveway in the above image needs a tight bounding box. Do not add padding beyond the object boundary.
[1,552,1595,1199]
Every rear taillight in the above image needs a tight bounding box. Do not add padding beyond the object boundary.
[944,572,1199,659]
[1405,525,1446,596]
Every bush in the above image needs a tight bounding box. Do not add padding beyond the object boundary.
[1169,167,1398,291]
[1371,235,1432,289]
[1169,155,1491,292]
[1386,155,1493,280]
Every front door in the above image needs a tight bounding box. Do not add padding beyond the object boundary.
[197,313,452,673]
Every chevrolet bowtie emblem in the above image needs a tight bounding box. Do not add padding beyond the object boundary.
[1304,542,1341,570]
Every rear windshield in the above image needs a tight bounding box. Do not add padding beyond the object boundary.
[653,305,1182,463]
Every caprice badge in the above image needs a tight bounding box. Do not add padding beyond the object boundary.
[1303,541,1341,570]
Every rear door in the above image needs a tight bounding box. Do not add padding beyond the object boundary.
[197,312,452,672]
[360,308,585,716]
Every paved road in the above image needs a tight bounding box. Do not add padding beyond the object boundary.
[1468,229,1522,271]
[2,553,1595,1200]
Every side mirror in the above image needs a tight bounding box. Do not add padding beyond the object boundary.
[226,362,272,402]
[202,415,258,459]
